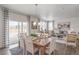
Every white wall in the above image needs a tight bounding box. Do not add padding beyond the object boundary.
[54,17,79,33]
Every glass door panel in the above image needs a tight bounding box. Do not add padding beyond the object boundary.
[9,20,29,49]
[9,20,19,48]
[23,22,28,35]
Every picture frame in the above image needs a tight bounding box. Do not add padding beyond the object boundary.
[31,21,37,29]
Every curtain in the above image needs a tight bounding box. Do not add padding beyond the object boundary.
[0,7,9,48]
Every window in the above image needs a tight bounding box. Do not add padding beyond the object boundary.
[48,22,53,31]
[39,21,47,31]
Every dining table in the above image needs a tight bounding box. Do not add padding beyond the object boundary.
[33,38,50,55]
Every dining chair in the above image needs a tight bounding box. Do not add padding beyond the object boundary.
[65,34,77,54]
[23,35,38,55]
[19,33,26,55]
[45,37,56,55]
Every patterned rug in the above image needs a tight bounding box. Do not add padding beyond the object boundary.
[10,47,40,55]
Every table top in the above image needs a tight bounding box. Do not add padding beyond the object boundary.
[33,38,50,47]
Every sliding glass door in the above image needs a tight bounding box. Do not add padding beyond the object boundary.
[9,20,29,49]
[9,20,19,48]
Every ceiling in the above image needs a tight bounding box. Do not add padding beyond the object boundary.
[1,4,79,20]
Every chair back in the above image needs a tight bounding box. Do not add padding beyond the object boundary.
[66,34,77,42]
[23,35,34,54]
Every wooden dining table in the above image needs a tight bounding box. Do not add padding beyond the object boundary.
[33,38,50,55]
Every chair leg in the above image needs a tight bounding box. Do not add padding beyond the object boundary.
[53,50,55,55]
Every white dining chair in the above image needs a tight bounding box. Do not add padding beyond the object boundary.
[19,33,25,55]
[23,35,38,55]
[45,37,56,55]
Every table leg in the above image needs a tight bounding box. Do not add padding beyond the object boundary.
[40,47,45,55]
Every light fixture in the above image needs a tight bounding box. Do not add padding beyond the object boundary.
[35,4,38,6]
[33,22,36,26]
[34,4,38,17]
